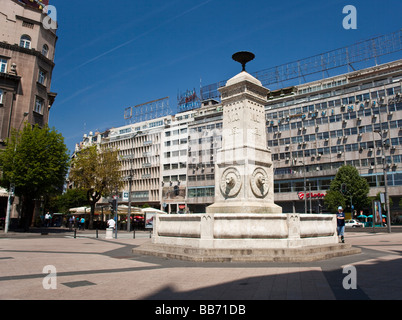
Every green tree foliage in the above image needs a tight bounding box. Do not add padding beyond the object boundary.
[0,124,70,230]
[324,165,370,213]
[48,188,88,214]
[69,145,122,229]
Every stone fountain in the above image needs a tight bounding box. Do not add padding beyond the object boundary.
[133,53,361,261]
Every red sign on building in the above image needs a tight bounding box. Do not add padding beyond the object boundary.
[298,192,326,200]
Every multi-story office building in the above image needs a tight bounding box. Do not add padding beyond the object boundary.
[160,110,195,213]
[0,0,57,223]
[102,117,170,208]
[186,100,222,213]
[266,59,402,214]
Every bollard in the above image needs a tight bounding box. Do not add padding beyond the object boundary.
[133,229,135,239]
[74,229,76,238]
[105,227,113,239]
[96,229,98,238]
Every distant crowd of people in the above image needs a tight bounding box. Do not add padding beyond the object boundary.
[68,216,86,230]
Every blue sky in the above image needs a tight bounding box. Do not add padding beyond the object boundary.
[48,0,402,154]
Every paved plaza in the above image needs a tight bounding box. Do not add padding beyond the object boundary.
[0,228,401,303]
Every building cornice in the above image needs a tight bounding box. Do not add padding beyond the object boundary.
[0,41,55,68]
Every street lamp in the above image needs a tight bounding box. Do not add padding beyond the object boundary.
[127,167,133,232]
[374,129,392,233]
[294,159,307,214]
[4,112,29,233]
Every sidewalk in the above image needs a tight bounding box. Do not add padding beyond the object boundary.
[0,228,401,301]
[0,227,153,239]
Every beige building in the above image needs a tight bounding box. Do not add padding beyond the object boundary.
[0,0,57,225]
[0,0,57,140]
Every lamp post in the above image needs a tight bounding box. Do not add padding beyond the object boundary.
[374,129,391,233]
[127,167,133,232]
[4,112,29,233]
[299,160,307,214]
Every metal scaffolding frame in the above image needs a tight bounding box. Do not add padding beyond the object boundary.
[201,29,402,101]
[124,97,170,124]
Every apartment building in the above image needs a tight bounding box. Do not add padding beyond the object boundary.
[0,0,57,223]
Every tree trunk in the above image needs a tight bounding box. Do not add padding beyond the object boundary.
[89,201,96,229]
[20,194,35,232]
[87,189,101,229]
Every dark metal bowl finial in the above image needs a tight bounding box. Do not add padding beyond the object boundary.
[232,51,255,72]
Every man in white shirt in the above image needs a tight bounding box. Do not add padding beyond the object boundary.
[107,218,116,229]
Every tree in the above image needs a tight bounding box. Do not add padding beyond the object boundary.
[324,165,370,213]
[48,188,88,214]
[69,145,122,229]
[0,124,70,230]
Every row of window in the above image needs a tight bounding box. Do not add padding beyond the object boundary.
[268,103,402,133]
[188,174,215,181]
[163,162,187,170]
[268,92,401,124]
[267,81,401,113]
[19,34,49,57]
[165,138,187,147]
[1,59,47,80]
[164,149,187,158]
[188,187,215,198]
[0,90,45,114]
[274,172,402,193]
[272,141,398,160]
[275,155,402,177]
[189,123,222,134]
[270,122,395,147]
[162,175,187,183]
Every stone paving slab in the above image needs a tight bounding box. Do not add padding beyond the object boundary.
[0,230,401,303]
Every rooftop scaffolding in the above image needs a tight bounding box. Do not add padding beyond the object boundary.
[124,97,170,125]
[201,29,402,101]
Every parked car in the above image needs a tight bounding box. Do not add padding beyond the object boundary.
[345,219,364,228]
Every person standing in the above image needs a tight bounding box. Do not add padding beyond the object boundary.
[337,206,345,243]
[80,217,85,230]
[107,218,116,230]
[44,212,51,227]
[68,216,74,230]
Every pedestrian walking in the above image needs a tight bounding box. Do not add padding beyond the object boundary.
[44,212,51,227]
[337,206,345,243]
[80,217,85,230]
[68,216,74,230]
